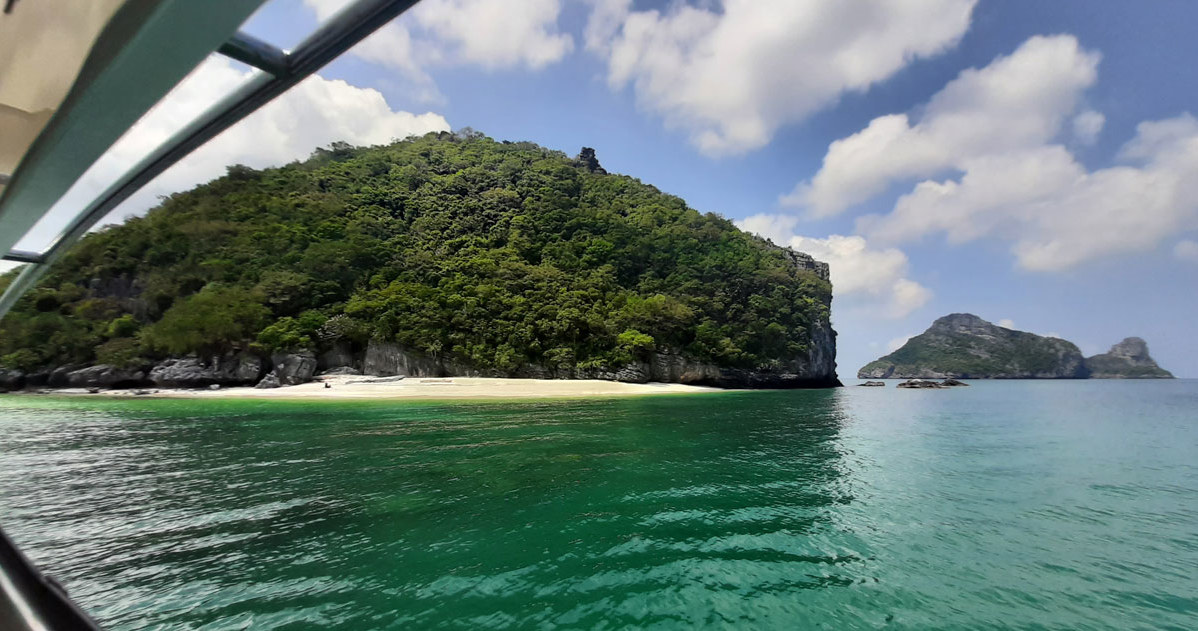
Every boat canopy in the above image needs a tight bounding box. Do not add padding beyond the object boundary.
[0,0,423,319]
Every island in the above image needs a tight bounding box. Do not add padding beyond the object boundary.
[0,132,840,394]
[858,313,1173,379]
[1083,337,1174,379]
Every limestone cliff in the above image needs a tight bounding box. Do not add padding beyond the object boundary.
[1084,338,1173,378]
[355,325,838,389]
[344,244,838,389]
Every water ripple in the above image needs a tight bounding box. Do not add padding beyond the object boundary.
[1,384,1196,629]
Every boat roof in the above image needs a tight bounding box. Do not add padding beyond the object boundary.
[0,0,423,319]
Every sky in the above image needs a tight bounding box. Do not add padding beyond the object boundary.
[10,0,1198,377]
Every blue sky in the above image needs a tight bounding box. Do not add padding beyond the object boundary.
[24,0,1198,377]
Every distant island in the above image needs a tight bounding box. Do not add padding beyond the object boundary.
[859,313,1173,379]
[0,132,839,392]
[1083,337,1174,379]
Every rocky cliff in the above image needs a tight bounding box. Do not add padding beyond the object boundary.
[858,314,1087,379]
[354,309,839,389]
[1084,337,1174,378]
[340,244,838,389]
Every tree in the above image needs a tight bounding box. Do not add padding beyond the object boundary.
[140,286,268,357]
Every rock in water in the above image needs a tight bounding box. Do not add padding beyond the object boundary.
[896,379,943,389]
[858,313,1087,379]
[858,381,885,387]
[1084,338,1174,378]
[939,378,969,386]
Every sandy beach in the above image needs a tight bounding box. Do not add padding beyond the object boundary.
[35,375,731,400]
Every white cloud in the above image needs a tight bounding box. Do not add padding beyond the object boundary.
[997,318,1016,329]
[586,0,976,156]
[787,35,1100,216]
[305,0,439,103]
[1045,332,1063,339]
[304,0,573,102]
[1176,239,1198,262]
[583,0,631,53]
[16,57,449,250]
[787,33,1198,272]
[1072,109,1105,145]
[860,115,1198,271]
[737,213,932,318]
[414,0,573,69]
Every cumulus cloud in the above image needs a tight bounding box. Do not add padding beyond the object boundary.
[860,114,1198,271]
[304,0,573,102]
[786,35,1100,216]
[737,213,932,318]
[997,318,1016,329]
[586,0,976,156]
[787,33,1198,272]
[1072,109,1105,145]
[16,56,449,250]
[414,0,573,69]
[1176,239,1198,262]
[306,0,442,103]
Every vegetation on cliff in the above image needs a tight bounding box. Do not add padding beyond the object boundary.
[1083,337,1173,378]
[858,314,1087,379]
[0,131,832,379]
[859,314,1173,379]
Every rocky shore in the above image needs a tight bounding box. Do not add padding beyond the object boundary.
[1,325,841,393]
[0,351,313,393]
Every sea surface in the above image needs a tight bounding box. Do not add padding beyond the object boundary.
[1,381,1196,630]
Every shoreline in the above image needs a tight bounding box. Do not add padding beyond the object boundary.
[8,375,735,401]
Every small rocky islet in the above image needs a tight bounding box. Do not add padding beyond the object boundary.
[858,313,1173,380]
[857,378,968,388]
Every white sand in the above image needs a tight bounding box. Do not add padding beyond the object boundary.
[81,375,729,400]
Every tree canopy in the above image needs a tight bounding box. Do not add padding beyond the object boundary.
[0,132,831,374]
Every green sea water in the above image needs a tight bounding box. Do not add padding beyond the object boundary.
[1,381,1196,630]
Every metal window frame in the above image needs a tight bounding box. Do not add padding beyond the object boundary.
[1,2,429,627]
[0,0,424,319]
[0,526,102,631]
[0,0,269,258]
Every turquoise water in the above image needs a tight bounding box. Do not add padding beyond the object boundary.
[1,381,1196,629]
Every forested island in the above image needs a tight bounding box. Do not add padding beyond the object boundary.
[859,313,1173,379]
[0,132,838,391]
